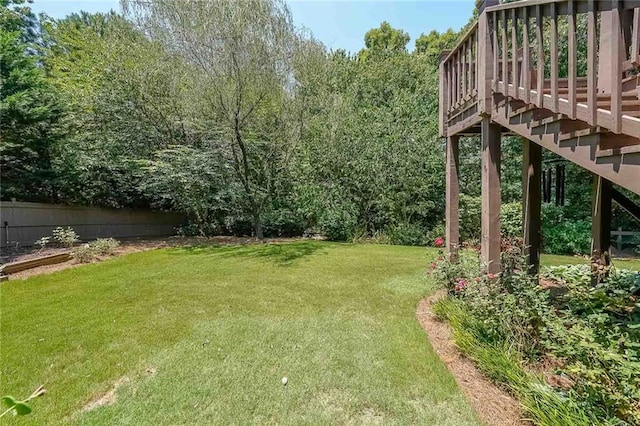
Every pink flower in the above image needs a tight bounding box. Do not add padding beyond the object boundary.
[430,262,437,270]
[487,273,497,279]
[434,237,444,247]
[454,278,468,292]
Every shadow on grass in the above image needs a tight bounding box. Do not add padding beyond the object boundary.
[167,240,330,266]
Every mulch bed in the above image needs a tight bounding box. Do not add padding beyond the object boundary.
[416,291,530,426]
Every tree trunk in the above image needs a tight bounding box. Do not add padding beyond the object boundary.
[253,211,264,240]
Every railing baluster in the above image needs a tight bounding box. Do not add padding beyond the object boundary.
[493,12,499,91]
[457,50,461,105]
[511,8,518,98]
[612,0,622,133]
[522,6,530,103]
[550,2,558,112]
[463,39,468,100]
[632,8,640,66]
[587,1,597,126]
[568,0,576,119]
[474,29,479,93]
[536,5,544,108]
[448,61,452,113]
[502,10,508,95]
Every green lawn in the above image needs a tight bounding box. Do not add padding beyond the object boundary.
[1,242,480,425]
[542,253,640,270]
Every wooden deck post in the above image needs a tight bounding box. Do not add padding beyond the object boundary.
[591,175,612,253]
[522,138,541,274]
[446,135,460,261]
[481,118,501,273]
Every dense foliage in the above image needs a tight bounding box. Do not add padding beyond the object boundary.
[1,0,637,251]
[430,251,640,425]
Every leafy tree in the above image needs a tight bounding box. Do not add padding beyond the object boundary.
[123,0,309,239]
[0,27,62,201]
[359,21,410,60]
[414,29,458,62]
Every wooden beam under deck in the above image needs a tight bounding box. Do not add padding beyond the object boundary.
[493,102,640,195]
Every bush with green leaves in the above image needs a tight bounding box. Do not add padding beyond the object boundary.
[33,236,50,251]
[501,202,522,238]
[72,244,96,263]
[429,251,640,425]
[72,238,120,263]
[385,223,426,246]
[90,238,120,255]
[541,204,591,255]
[51,227,80,248]
[319,206,358,242]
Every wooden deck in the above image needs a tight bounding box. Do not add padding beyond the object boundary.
[439,0,640,272]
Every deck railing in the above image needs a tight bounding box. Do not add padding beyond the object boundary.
[440,0,640,139]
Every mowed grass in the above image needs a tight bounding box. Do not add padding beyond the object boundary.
[542,253,640,270]
[1,242,480,425]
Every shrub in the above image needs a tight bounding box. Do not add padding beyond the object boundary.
[51,227,79,248]
[91,238,120,256]
[542,220,591,255]
[459,194,481,242]
[261,208,305,238]
[428,251,640,425]
[72,244,95,263]
[541,204,591,255]
[385,223,426,246]
[319,207,357,241]
[33,237,50,251]
[501,202,522,238]
[425,223,446,247]
[72,238,120,263]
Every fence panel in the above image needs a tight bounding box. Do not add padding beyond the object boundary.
[0,200,185,247]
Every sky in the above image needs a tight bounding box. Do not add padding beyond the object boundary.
[30,0,475,53]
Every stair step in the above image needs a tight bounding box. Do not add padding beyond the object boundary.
[559,127,605,141]
[530,114,564,128]
[597,144,640,158]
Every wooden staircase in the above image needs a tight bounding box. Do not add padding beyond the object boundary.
[438,0,640,273]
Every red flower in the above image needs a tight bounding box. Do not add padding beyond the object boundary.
[434,237,444,247]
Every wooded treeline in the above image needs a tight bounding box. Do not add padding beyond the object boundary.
[1,0,635,251]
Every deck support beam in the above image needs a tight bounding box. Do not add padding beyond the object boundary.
[481,118,502,273]
[591,175,613,254]
[522,138,542,274]
[446,135,461,261]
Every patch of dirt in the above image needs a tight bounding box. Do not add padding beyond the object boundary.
[81,376,130,412]
[417,292,529,426]
[5,236,307,280]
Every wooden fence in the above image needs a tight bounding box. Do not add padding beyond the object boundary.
[0,200,185,248]
[611,227,640,251]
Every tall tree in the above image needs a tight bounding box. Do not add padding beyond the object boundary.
[1,1,62,201]
[123,0,307,239]
[359,21,410,60]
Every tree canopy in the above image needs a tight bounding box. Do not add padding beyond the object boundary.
[1,1,631,248]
